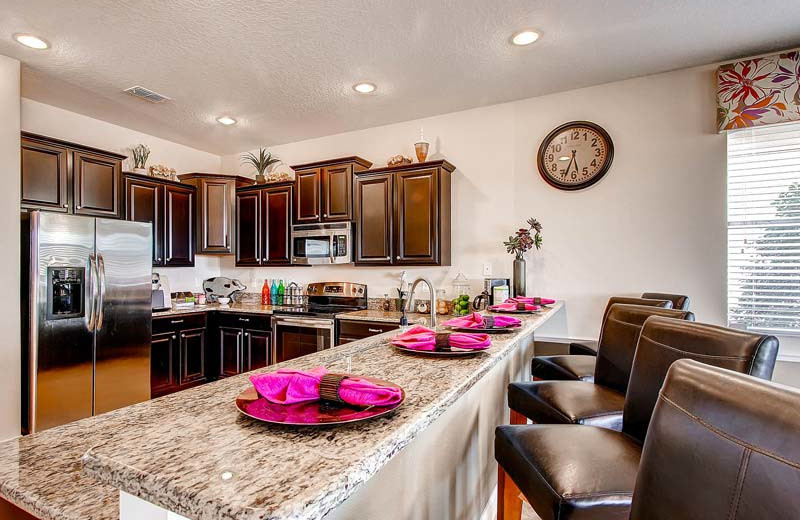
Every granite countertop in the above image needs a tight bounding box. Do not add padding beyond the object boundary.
[334,309,430,325]
[0,304,562,520]
[152,302,280,317]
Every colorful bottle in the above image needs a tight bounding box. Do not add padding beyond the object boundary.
[270,279,278,305]
[277,279,285,305]
[261,279,271,305]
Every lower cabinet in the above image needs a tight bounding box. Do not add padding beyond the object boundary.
[336,319,399,346]
[215,313,272,378]
[151,332,179,397]
[151,314,208,398]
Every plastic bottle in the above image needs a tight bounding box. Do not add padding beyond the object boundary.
[270,279,278,305]
[261,279,271,305]
[277,279,285,305]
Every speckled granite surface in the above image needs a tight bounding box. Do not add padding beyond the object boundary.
[83,304,562,520]
[334,309,430,325]
[0,304,562,520]
[152,303,279,318]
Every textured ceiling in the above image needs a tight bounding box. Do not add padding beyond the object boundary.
[1,0,799,155]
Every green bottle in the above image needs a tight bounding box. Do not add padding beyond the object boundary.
[277,279,285,305]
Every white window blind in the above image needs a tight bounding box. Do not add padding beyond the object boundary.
[727,122,800,336]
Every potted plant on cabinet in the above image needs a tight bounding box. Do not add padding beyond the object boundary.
[241,148,281,184]
[130,144,151,174]
[503,218,543,297]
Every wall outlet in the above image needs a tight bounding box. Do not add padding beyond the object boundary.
[482,263,492,277]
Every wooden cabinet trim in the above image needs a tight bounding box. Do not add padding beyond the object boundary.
[354,173,393,265]
[289,156,372,171]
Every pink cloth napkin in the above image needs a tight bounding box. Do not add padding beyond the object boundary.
[442,312,521,329]
[390,325,491,351]
[488,300,541,312]
[507,297,556,305]
[249,366,403,407]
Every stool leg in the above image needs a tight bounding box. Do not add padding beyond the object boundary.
[510,408,527,425]
[497,464,523,520]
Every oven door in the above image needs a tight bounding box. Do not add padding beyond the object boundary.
[291,234,334,265]
[272,316,335,363]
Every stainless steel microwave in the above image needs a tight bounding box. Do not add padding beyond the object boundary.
[291,222,352,265]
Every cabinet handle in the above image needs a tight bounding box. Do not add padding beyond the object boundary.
[156,257,162,262]
[172,335,177,340]
[62,203,68,208]
[396,256,400,260]
[76,205,82,209]
[171,319,184,324]
[244,332,249,337]
[239,318,250,322]
[368,328,383,333]
[323,213,327,217]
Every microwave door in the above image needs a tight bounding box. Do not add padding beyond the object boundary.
[293,236,332,264]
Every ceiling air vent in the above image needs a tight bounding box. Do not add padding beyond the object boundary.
[123,85,171,103]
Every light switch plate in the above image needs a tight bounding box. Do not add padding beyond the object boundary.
[482,263,492,276]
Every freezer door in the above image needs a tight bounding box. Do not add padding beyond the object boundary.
[94,218,153,414]
[29,212,96,432]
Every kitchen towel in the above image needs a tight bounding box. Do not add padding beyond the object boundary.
[390,325,491,351]
[250,366,403,406]
[442,312,521,329]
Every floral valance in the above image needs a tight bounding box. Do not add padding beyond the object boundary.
[717,50,800,131]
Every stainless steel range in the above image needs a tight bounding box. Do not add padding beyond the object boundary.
[271,282,367,363]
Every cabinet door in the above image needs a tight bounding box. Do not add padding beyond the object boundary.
[219,327,242,377]
[262,185,292,265]
[125,176,163,266]
[21,137,70,211]
[164,185,195,266]
[198,178,235,253]
[179,328,206,386]
[151,332,179,397]
[322,165,352,221]
[235,190,261,266]
[294,169,321,223]
[73,150,122,218]
[395,168,439,264]
[245,329,271,371]
[354,174,393,265]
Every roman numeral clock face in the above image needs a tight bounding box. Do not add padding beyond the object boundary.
[537,121,614,190]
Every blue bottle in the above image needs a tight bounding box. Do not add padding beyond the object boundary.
[270,279,278,305]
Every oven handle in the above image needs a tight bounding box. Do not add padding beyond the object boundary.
[272,317,334,328]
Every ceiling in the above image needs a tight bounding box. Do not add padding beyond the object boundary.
[2,0,799,155]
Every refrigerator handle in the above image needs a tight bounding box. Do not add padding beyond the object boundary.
[86,254,98,332]
[96,253,107,330]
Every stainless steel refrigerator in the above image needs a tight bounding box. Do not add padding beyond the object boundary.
[22,211,152,433]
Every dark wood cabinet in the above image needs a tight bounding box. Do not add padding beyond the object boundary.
[337,319,399,345]
[354,160,453,266]
[21,132,125,217]
[291,157,372,224]
[178,173,253,254]
[126,173,195,267]
[246,329,271,371]
[235,182,293,267]
[164,184,195,267]
[151,314,208,398]
[216,314,272,377]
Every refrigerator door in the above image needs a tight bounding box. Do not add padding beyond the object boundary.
[94,218,152,414]
[29,212,96,432]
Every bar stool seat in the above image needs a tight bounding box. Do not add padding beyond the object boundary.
[530,355,596,382]
[508,381,625,429]
[496,424,640,520]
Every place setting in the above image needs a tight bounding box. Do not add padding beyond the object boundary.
[235,366,405,426]
[441,312,523,333]
[487,296,556,314]
[389,324,492,356]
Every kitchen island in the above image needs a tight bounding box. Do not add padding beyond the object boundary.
[0,303,562,520]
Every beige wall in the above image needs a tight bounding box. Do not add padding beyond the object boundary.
[221,64,728,344]
[20,98,225,292]
[0,55,21,440]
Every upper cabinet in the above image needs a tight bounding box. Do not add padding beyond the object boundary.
[124,172,195,267]
[21,132,125,218]
[354,160,454,266]
[290,157,372,224]
[235,182,293,267]
[178,173,254,254]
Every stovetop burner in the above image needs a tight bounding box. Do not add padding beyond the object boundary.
[274,282,368,319]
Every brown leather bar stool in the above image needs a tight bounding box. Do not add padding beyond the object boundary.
[509,304,694,430]
[532,295,676,382]
[534,294,689,383]
[495,317,779,520]
[630,359,800,520]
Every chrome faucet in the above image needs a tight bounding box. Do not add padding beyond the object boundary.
[405,277,437,327]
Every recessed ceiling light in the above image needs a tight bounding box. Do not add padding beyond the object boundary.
[353,82,376,94]
[511,30,540,46]
[216,116,237,126]
[13,33,49,50]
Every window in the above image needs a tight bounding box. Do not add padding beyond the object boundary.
[727,122,800,336]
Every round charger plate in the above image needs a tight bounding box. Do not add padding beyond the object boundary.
[235,375,404,426]
[391,343,488,356]
[487,308,539,314]
[446,325,521,334]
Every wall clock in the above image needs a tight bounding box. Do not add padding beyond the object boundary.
[537,121,614,190]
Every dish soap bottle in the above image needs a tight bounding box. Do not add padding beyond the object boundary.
[277,279,285,305]
[262,279,271,305]
[270,279,278,305]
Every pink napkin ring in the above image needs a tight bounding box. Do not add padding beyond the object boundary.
[516,302,527,311]
[483,316,496,328]
[435,332,452,351]
[319,373,349,404]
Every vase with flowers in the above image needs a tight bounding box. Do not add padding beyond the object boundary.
[503,218,543,297]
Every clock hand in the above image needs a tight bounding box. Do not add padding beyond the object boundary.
[572,150,580,176]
